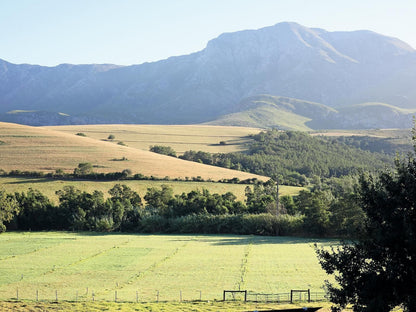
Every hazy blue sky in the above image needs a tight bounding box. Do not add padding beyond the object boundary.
[1,0,415,66]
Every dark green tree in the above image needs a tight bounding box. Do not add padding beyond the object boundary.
[73,162,94,176]
[149,145,177,157]
[15,188,56,230]
[144,185,174,216]
[316,141,416,311]
[0,190,19,232]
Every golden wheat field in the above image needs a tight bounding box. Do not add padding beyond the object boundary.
[44,124,262,154]
[0,122,267,181]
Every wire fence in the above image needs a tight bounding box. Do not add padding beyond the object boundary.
[245,291,327,303]
[2,288,208,303]
[3,288,327,303]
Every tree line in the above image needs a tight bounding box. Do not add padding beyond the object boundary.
[151,130,395,186]
[1,177,364,237]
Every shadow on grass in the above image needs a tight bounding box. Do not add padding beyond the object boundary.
[4,178,53,184]
[165,234,338,246]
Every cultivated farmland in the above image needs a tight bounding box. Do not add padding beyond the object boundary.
[44,124,262,155]
[0,122,267,181]
[0,232,334,302]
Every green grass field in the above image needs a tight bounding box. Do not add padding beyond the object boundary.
[0,177,303,203]
[0,300,336,312]
[0,232,334,303]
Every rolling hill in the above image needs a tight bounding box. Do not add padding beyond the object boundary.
[0,122,267,181]
[1,22,416,129]
[43,124,262,155]
[206,95,416,130]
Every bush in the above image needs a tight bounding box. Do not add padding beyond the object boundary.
[149,145,177,157]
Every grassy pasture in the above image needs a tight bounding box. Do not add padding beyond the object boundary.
[0,300,338,312]
[0,232,334,303]
[44,124,262,155]
[0,177,303,203]
[0,122,267,181]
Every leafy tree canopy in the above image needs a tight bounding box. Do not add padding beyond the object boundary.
[316,130,416,311]
[0,190,19,232]
[149,145,177,157]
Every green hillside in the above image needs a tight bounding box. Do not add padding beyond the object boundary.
[207,95,415,130]
[207,95,335,130]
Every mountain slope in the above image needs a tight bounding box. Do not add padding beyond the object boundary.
[206,95,415,130]
[1,22,416,127]
[206,95,336,130]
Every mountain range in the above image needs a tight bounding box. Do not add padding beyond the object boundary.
[1,22,416,129]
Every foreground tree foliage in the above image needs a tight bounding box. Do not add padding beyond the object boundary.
[316,142,416,311]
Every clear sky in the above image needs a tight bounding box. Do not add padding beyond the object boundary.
[1,0,415,66]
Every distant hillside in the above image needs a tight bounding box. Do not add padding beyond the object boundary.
[0,122,267,181]
[206,95,415,130]
[1,22,416,128]
[205,95,336,130]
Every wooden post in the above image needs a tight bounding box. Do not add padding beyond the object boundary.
[115,290,117,302]
[36,289,38,301]
[156,290,159,302]
[92,291,95,302]
[136,291,138,303]
[290,290,293,303]
[16,288,19,301]
[76,291,78,302]
[244,290,247,302]
[179,290,182,302]
[55,290,58,302]
[199,290,202,301]
[308,289,311,302]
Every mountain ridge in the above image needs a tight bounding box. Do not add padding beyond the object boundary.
[1,21,415,128]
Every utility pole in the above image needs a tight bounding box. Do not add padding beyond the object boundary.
[276,178,280,215]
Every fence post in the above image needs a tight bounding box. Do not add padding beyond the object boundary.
[180,290,182,302]
[76,291,78,302]
[16,288,18,301]
[136,291,138,303]
[199,290,202,301]
[156,290,159,302]
[55,290,58,302]
[308,289,311,302]
[92,291,95,302]
[115,290,117,302]
[36,289,38,301]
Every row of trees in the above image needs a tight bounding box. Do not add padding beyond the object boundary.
[1,178,365,237]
